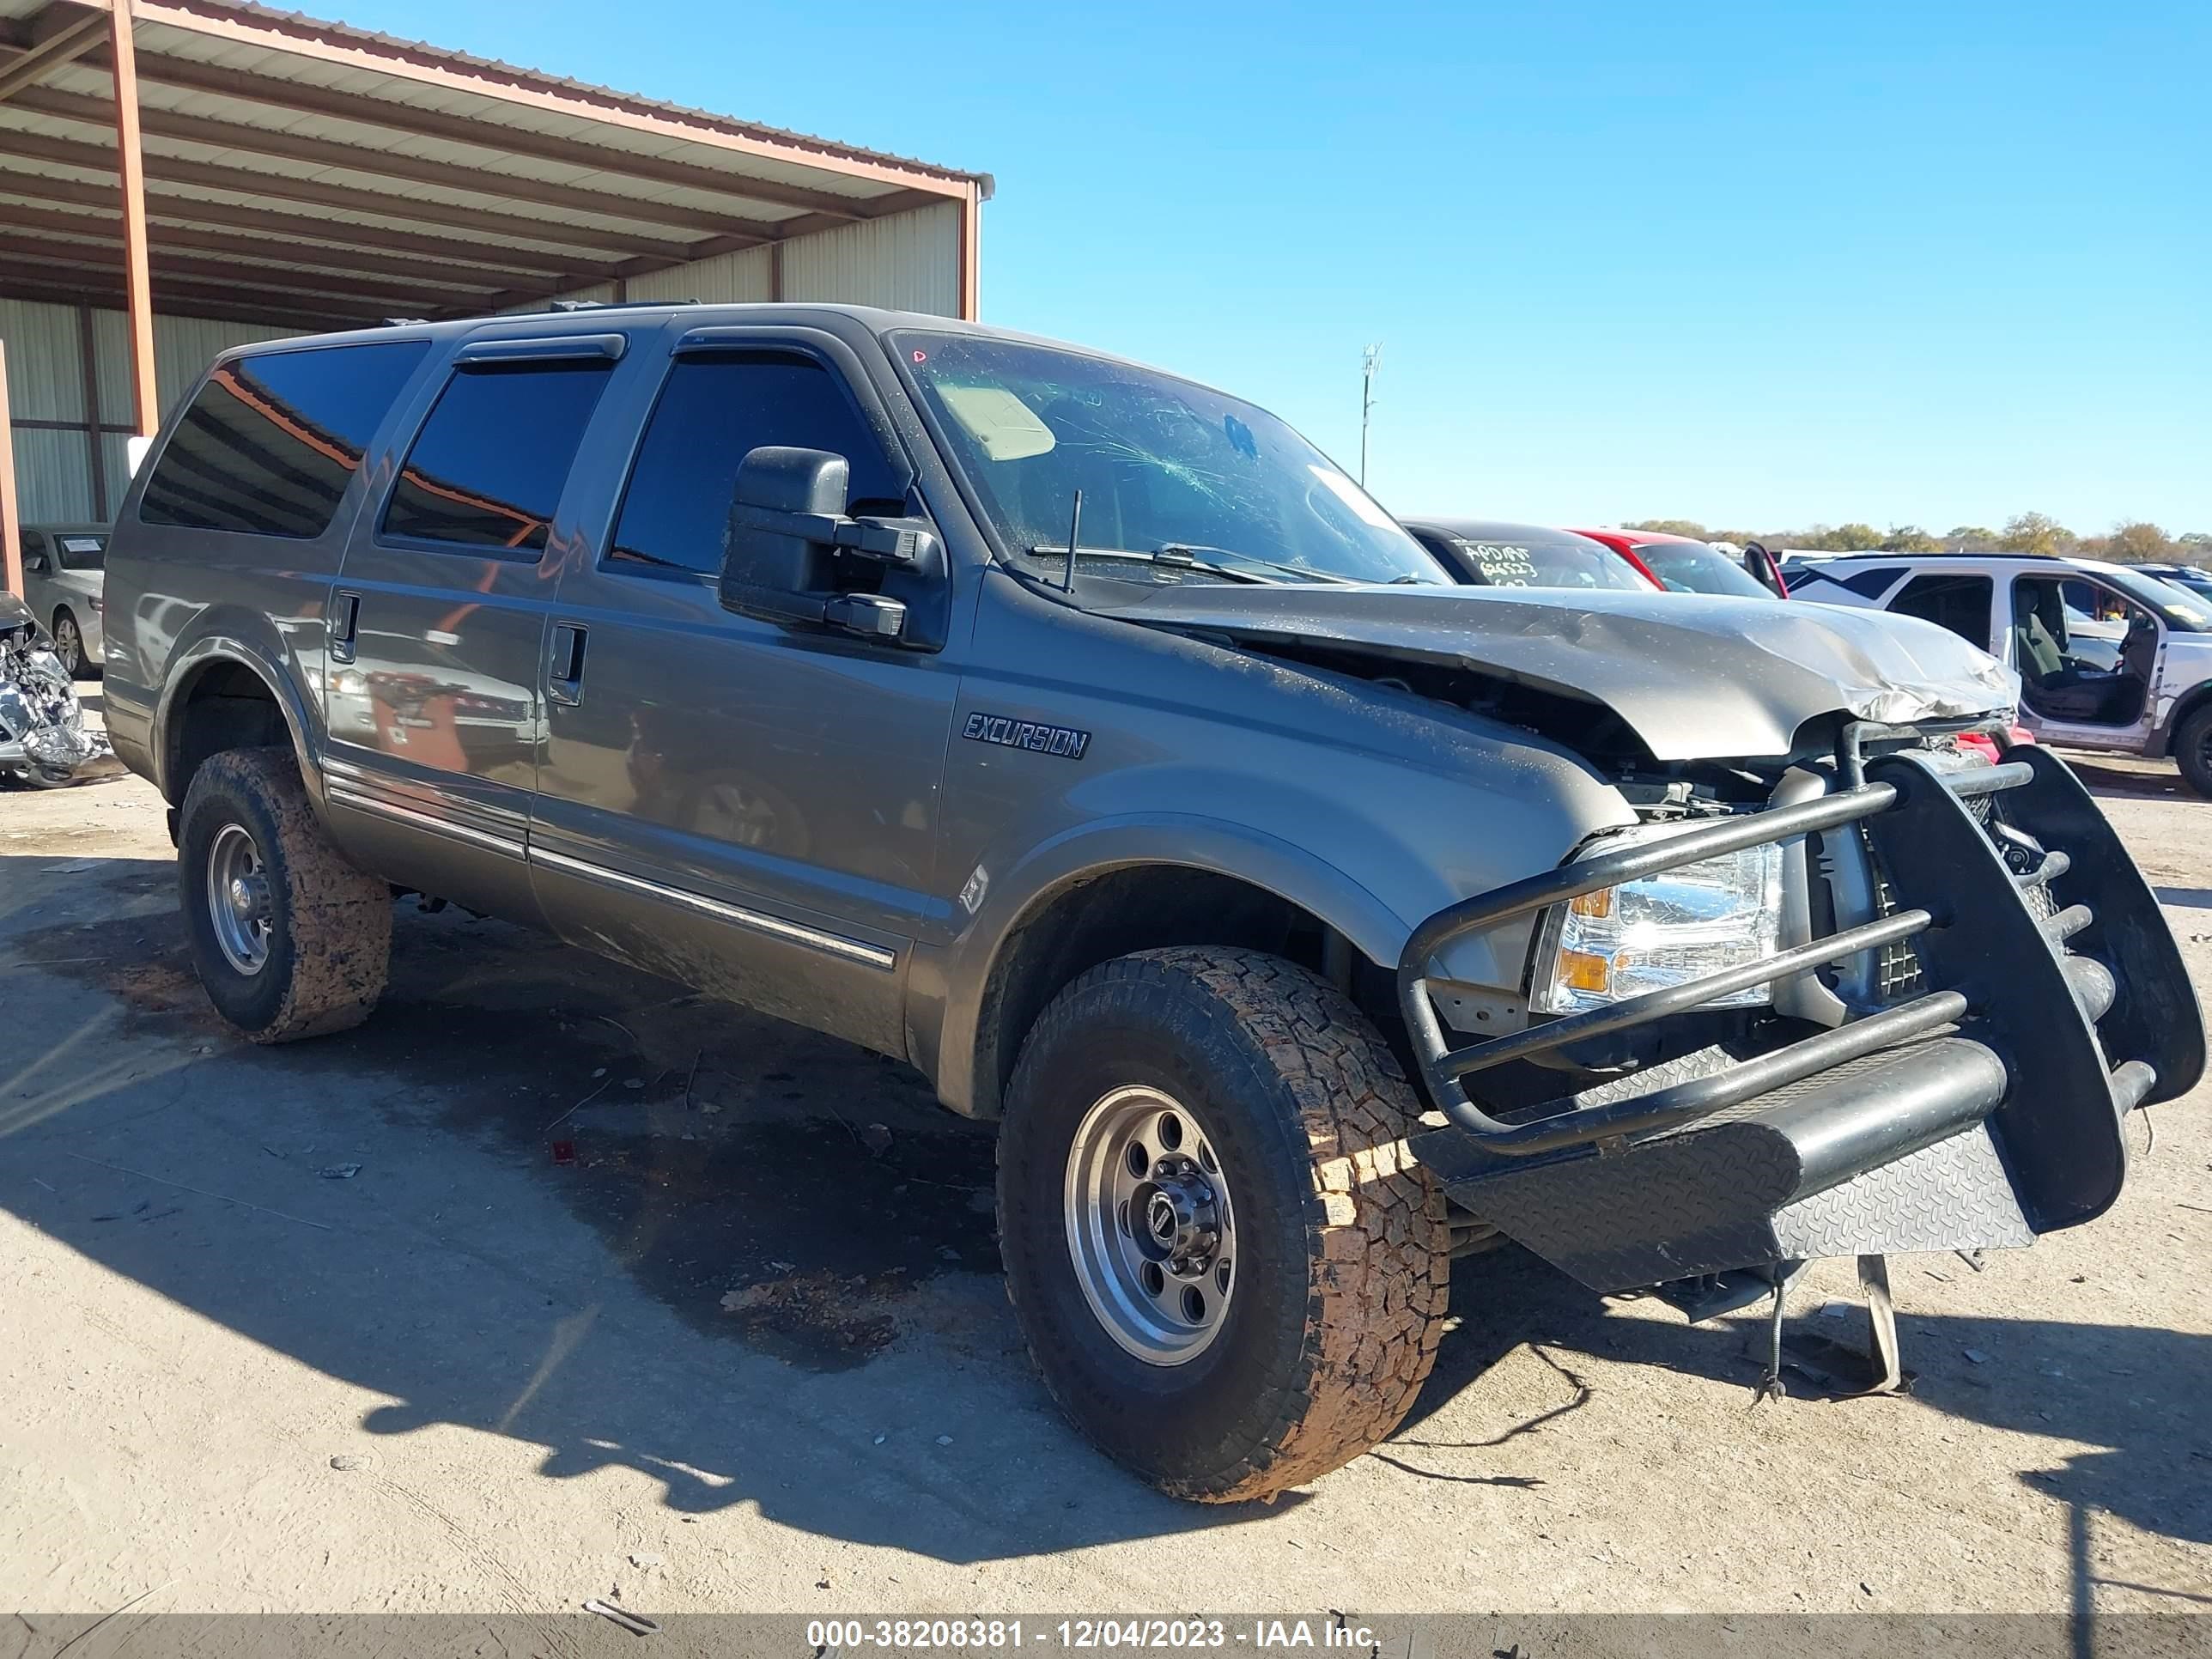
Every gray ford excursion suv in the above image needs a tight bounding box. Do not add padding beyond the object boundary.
[103,304,2201,1501]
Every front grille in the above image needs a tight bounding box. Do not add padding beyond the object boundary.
[1850,837,1928,1001]
[1858,743,1999,1003]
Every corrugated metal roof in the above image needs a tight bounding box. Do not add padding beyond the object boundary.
[0,0,981,331]
[148,0,989,190]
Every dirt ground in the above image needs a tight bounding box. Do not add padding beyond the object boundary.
[1,723,2207,1625]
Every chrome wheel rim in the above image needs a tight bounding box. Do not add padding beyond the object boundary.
[53,617,78,668]
[207,823,273,975]
[1064,1085,1236,1365]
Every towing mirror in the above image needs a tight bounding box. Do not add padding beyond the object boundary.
[722,445,850,597]
[719,446,944,645]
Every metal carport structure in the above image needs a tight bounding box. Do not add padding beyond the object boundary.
[0,0,991,591]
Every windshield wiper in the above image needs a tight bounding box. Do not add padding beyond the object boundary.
[1149,544,1356,584]
[1024,543,1278,584]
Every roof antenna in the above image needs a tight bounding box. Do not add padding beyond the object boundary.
[1062,489,1083,592]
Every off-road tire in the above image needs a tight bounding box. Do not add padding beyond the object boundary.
[997,945,1449,1502]
[178,746,392,1042]
[2176,706,2212,799]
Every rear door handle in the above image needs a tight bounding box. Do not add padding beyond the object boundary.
[548,622,586,708]
[328,591,360,665]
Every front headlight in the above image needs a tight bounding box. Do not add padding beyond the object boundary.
[1530,823,1784,1015]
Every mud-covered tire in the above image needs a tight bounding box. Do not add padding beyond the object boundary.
[997,945,1449,1502]
[178,747,392,1042]
[2175,706,2212,799]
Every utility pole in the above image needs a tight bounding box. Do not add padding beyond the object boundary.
[1359,343,1382,488]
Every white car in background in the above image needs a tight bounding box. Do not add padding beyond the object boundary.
[1786,551,2212,793]
[20,524,108,678]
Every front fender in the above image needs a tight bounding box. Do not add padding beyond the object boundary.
[920,756,1626,1115]
[915,813,1407,1117]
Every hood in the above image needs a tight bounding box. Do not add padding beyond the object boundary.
[1101,582,2014,761]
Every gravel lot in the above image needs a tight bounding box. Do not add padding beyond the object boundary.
[2,727,2207,1626]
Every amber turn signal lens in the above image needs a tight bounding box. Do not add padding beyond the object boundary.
[1569,887,1614,920]
[1558,949,1612,994]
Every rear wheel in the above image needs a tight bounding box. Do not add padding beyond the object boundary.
[2176,705,2212,799]
[998,946,1449,1502]
[178,747,392,1042]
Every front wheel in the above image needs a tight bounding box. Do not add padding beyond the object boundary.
[2176,706,2212,799]
[179,747,392,1042]
[998,946,1449,1502]
[51,611,86,678]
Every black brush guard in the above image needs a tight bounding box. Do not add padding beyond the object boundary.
[1400,742,2204,1293]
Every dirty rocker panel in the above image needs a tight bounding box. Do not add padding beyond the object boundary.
[1400,740,2188,1292]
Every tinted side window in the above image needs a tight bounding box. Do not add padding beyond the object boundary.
[383,362,612,553]
[611,353,903,574]
[140,341,429,538]
[1888,573,1993,647]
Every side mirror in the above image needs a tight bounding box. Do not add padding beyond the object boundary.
[24,553,46,574]
[723,446,849,597]
[719,446,942,643]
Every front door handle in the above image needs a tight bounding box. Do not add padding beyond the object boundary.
[548,622,586,708]
[328,591,361,665]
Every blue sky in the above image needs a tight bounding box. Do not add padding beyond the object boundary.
[347,0,2209,536]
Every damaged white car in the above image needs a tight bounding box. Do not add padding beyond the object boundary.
[0,591,102,788]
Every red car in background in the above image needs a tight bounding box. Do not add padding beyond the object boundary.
[1570,527,1790,599]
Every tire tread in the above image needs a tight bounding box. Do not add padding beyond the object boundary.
[1000,945,1448,1502]
[181,747,391,1042]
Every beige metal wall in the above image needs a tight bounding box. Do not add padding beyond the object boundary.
[780,204,961,315]
[521,201,963,317]
[9,198,964,522]
[0,296,94,525]
[3,295,289,524]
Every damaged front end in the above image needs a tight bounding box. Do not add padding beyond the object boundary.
[0,605,102,787]
[1402,720,2203,1389]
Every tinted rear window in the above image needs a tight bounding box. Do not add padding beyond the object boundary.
[1888,572,1993,646]
[382,362,611,554]
[139,341,428,538]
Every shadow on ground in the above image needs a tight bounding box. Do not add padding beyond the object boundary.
[2065,756,2190,800]
[3,852,2207,1571]
[1397,1245,2209,1548]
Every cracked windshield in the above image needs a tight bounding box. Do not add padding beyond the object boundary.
[894,331,1445,586]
